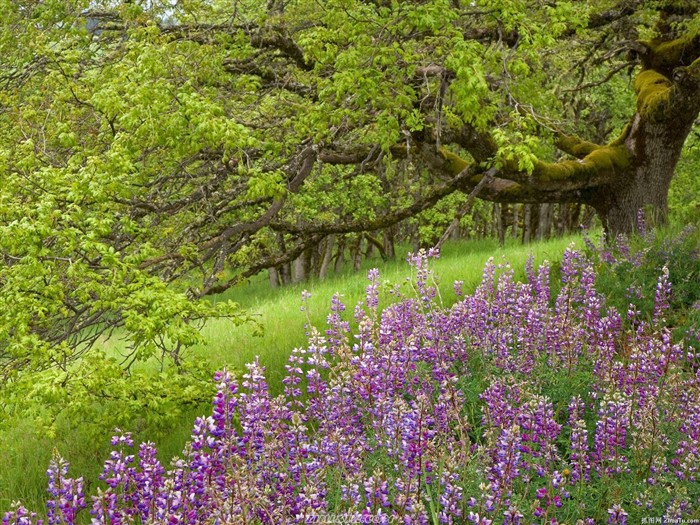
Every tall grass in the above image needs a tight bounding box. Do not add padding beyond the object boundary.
[0,235,579,514]
[197,235,579,388]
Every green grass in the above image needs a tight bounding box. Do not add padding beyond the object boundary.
[194,235,580,389]
[0,234,580,514]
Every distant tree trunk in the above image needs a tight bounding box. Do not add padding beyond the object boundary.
[495,203,505,246]
[268,267,280,288]
[292,247,313,283]
[522,204,532,244]
[352,235,363,272]
[512,204,519,239]
[276,233,292,285]
[570,204,582,231]
[318,235,335,280]
[581,205,597,230]
[334,235,346,274]
[383,226,396,260]
[537,203,551,241]
[490,203,498,238]
[557,203,569,236]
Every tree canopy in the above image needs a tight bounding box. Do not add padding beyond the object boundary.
[1,0,699,376]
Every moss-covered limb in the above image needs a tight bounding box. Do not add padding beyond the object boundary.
[633,55,700,123]
[673,55,700,90]
[438,147,471,176]
[555,134,601,159]
[450,124,499,163]
[636,32,700,73]
[634,69,674,121]
[433,147,587,203]
[458,175,589,204]
[518,145,628,191]
[437,144,621,195]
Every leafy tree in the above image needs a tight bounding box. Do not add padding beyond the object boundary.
[0,0,699,377]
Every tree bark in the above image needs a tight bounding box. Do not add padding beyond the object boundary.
[495,203,505,246]
[268,267,280,288]
[352,235,363,273]
[523,204,532,244]
[292,247,313,283]
[334,236,346,274]
[318,235,335,280]
[537,203,551,240]
[588,112,695,233]
[383,227,396,260]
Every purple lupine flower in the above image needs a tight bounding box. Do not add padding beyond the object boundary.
[606,504,628,524]
[326,293,350,354]
[594,392,630,476]
[568,396,591,484]
[467,512,493,525]
[438,471,463,524]
[502,506,523,525]
[636,209,647,236]
[2,505,43,525]
[488,424,522,502]
[653,266,671,325]
[673,372,700,482]
[517,396,562,468]
[366,268,381,313]
[480,380,522,432]
[46,454,85,525]
[130,442,165,521]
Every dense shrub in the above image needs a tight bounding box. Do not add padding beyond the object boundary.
[4,246,699,524]
[584,220,700,346]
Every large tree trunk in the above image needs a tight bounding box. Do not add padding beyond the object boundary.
[590,114,693,234]
[416,33,700,238]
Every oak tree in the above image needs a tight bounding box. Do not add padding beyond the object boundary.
[1,0,698,375]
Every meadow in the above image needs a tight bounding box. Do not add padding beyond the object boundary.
[0,235,577,516]
[4,226,700,524]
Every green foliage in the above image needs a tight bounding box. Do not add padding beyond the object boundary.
[1,353,216,439]
[0,0,697,512]
[669,132,700,224]
[586,224,700,342]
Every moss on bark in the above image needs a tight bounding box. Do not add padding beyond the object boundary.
[639,32,700,72]
[533,145,629,184]
[438,147,470,176]
[555,135,600,158]
[634,70,673,120]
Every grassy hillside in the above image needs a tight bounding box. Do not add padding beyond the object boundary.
[196,236,579,389]
[0,235,579,514]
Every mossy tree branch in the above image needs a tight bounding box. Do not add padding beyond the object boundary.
[555,135,602,159]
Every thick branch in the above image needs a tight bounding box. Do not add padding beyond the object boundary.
[633,32,700,74]
[555,135,602,159]
[199,233,326,296]
[633,54,700,123]
[435,143,619,201]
